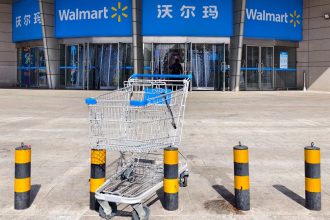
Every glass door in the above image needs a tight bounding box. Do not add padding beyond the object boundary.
[18,47,34,87]
[144,43,153,74]
[245,46,260,90]
[191,44,208,89]
[35,47,47,87]
[63,43,89,89]
[88,44,98,90]
[119,43,133,88]
[17,47,47,88]
[153,44,186,75]
[191,44,228,91]
[242,45,274,90]
[79,44,88,89]
[261,47,274,90]
[96,44,119,89]
[61,43,132,90]
[64,44,82,89]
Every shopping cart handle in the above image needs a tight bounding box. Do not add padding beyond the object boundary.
[85,97,97,105]
[130,74,192,80]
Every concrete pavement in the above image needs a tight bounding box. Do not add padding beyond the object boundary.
[0,89,330,219]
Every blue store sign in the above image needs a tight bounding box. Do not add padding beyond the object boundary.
[244,0,303,41]
[12,0,42,42]
[55,0,132,38]
[142,0,233,37]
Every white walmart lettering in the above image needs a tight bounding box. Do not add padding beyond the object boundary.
[58,7,109,21]
[246,8,288,23]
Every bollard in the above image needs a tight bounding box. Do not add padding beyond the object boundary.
[305,143,321,210]
[14,143,31,210]
[164,147,179,211]
[90,149,106,211]
[233,143,250,211]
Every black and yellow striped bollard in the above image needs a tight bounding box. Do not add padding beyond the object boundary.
[90,149,106,211]
[305,143,321,210]
[164,147,179,211]
[233,143,250,211]
[15,144,31,210]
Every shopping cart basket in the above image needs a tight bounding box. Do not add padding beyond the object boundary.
[85,74,191,220]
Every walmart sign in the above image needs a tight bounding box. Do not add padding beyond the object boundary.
[12,0,42,42]
[142,0,233,36]
[244,0,303,41]
[55,0,132,38]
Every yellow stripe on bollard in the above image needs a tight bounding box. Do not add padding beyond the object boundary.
[90,178,106,193]
[305,150,320,164]
[234,149,249,163]
[234,176,250,190]
[15,150,31,164]
[91,150,106,165]
[164,178,179,194]
[164,150,178,165]
[305,178,321,193]
[14,178,31,193]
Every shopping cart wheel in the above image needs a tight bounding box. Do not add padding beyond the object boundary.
[132,204,150,220]
[99,202,117,219]
[179,171,189,187]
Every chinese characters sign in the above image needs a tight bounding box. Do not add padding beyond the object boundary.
[55,0,132,38]
[12,0,42,42]
[244,0,303,41]
[142,0,232,36]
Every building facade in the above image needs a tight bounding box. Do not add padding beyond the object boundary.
[0,0,329,92]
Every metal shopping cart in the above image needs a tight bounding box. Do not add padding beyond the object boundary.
[85,74,191,220]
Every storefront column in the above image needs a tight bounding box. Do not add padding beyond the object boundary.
[0,3,16,87]
[39,0,60,89]
[230,0,246,92]
[132,0,144,74]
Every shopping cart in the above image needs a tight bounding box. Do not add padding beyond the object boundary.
[85,74,191,220]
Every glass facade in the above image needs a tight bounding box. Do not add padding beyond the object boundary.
[191,44,229,91]
[15,42,297,91]
[143,43,230,91]
[17,47,47,88]
[241,45,297,91]
[274,47,297,89]
[59,43,133,90]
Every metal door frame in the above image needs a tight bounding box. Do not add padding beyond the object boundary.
[244,45,275,90]
[89,43,120,90]
[64,44,79,89]
[191,43,226,91]
[117,42,121,90]
[260,46,275,90]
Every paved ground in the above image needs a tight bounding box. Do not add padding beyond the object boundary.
[0,89,330,220]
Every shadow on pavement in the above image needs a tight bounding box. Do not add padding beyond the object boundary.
[273,184,305,207]
[154,187,165,208]
[212,185,235,207]
[30,184,41,205]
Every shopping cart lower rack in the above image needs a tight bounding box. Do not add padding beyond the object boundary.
[85,74,191,220]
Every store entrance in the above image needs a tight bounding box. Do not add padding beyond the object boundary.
[144,43,229,91]
[17,47,47,88]
[241,46,274,90]
[60,43,133,90]
[241,45,297,90]
[191,44,229,91]
[152,44,188,75]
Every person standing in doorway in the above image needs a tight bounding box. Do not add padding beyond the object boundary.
[169,58,183,90]
[170,58,183,74]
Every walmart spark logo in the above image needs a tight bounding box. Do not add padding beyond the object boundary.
[290,10,301,28]
[111,2,128,22]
